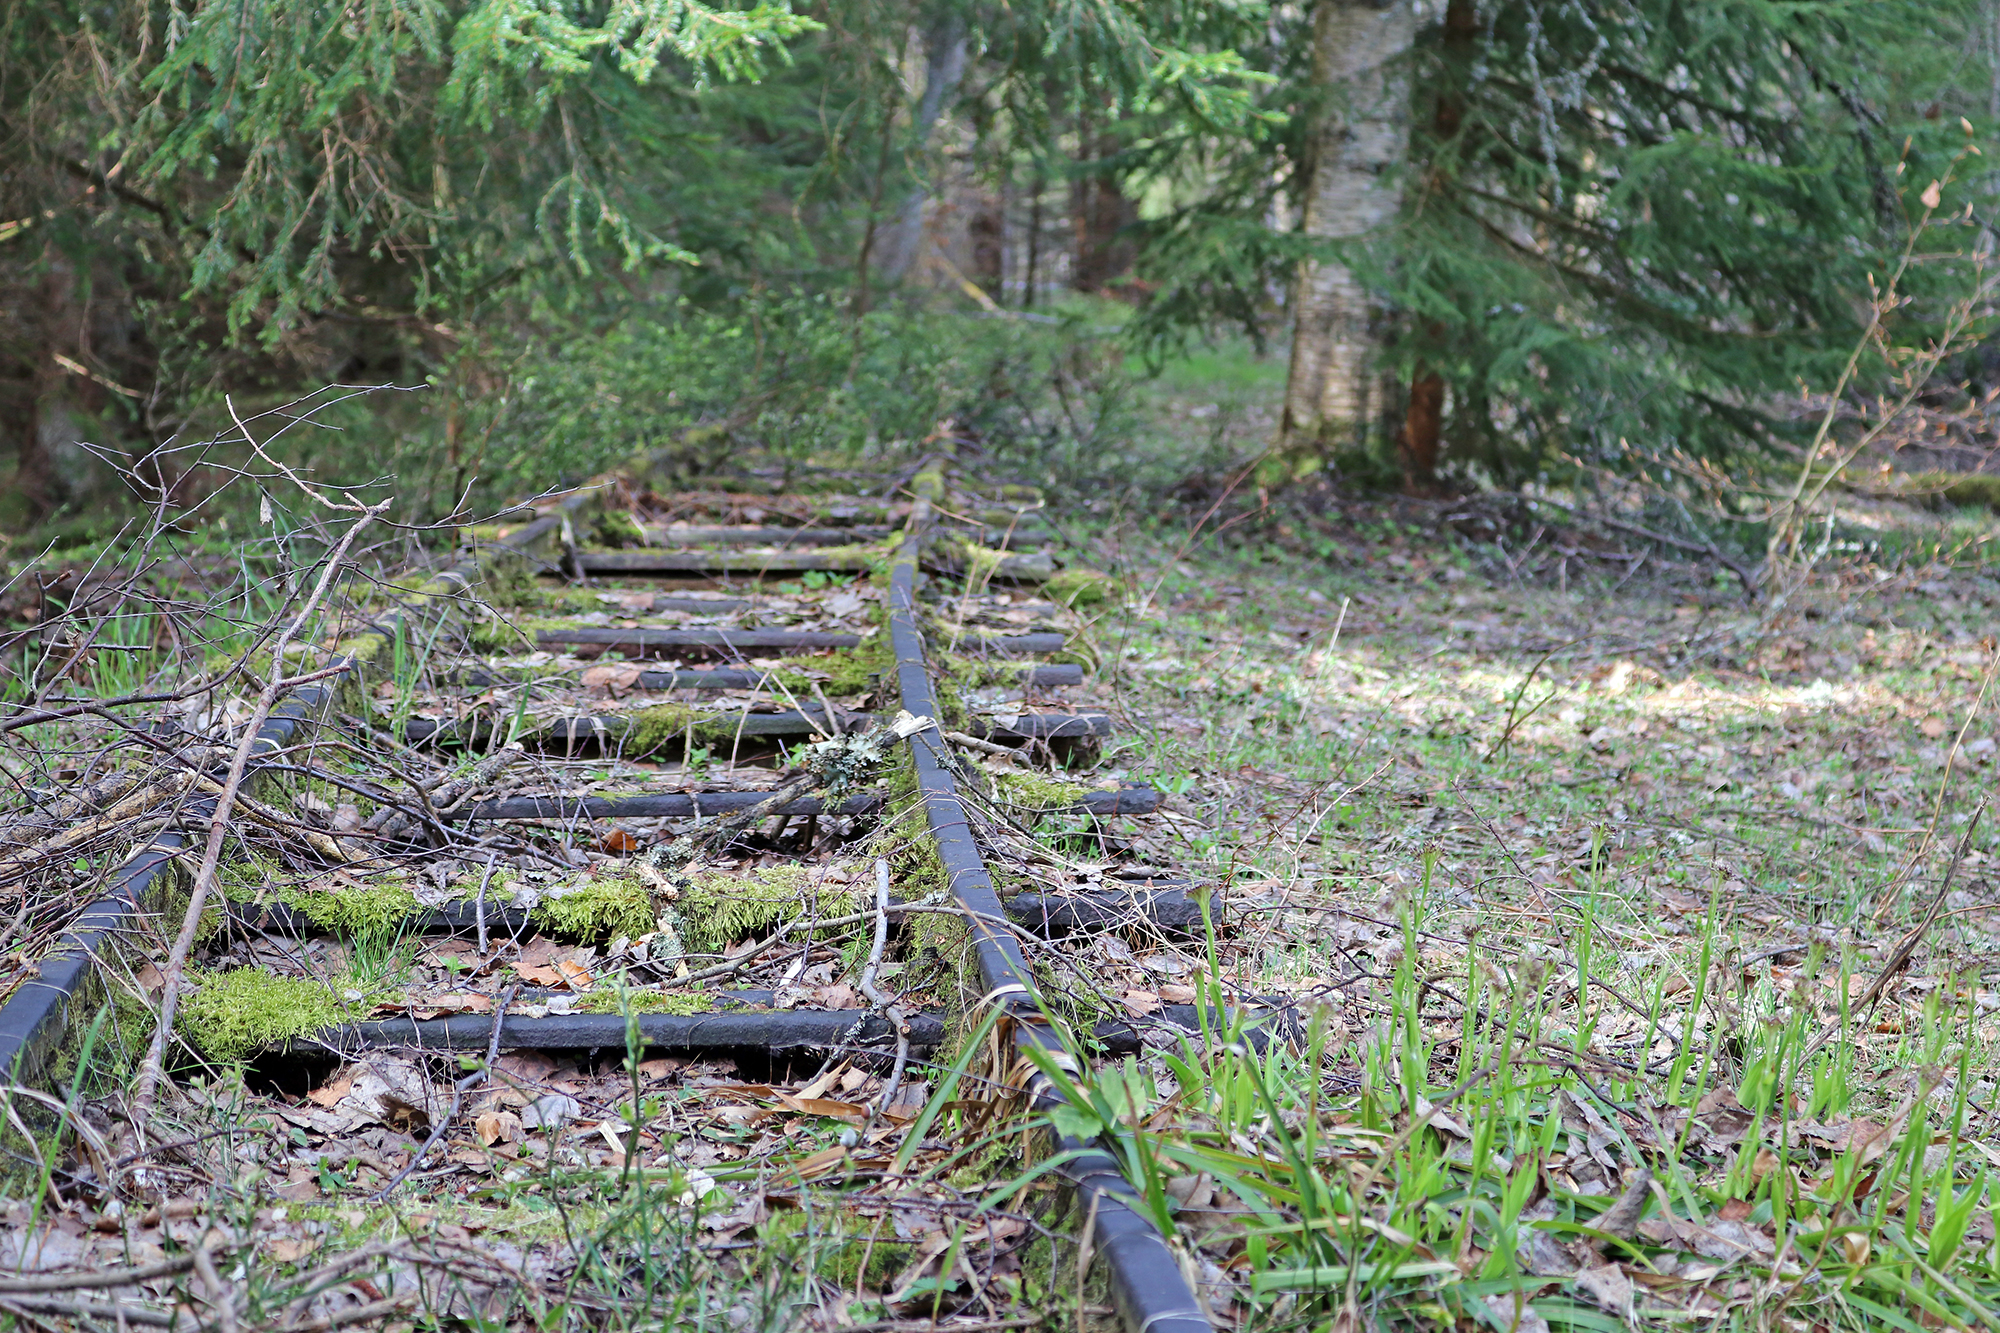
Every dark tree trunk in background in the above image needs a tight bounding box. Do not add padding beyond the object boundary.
[1399,370,1444,492]
[969,186,1004,295]
[1023,160,1044,306]
[8,250,79,521]
[968,101,1005,298]
[1396,0,1478,495]
[1071,114,1136,294]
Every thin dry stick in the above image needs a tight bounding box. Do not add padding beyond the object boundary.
[0,774,195,881]
[856,858,912,1126]
[131,500,391,1121]
[473,852,499,956]
[0,1294,176,1328]
[1873,641,2000,925]
[0,1258,194,1294]
[192,1237,239,1333]
[1308,595,1349,681]
[813,680,844,737]
[372,983,518,1201]
[1768,148,1988,575]
[1806,804,1987,1061]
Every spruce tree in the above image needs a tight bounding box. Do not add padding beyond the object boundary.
[1137,0,1993,494]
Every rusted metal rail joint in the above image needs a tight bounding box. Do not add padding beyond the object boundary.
[888,467,1211,1333]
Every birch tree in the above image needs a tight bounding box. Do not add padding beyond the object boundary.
[1274,0,1421,481]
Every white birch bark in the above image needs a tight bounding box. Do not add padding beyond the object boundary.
[878,18,969,285]
[1279,0,1420,462]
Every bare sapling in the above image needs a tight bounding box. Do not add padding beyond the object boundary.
[1762,130,1997,604]
[128,398,396,1122]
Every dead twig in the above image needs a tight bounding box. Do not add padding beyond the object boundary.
[856,858,912,1127]
[1807,804,1987,1062]
[372,982,519,1201]
[132,499,392,1124]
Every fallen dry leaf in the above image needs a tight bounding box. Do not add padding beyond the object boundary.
[476,1110,523,1146]
[582,663,644,697]
[1122,989,1161,1017]
[347,1056,440,1136]
[1485,1291,1551,1333]
[788,1145,849,1180]
[307,1068,356,1108]
[777,1095,867,1121]
[795,1066,844,1101]
[266,1236,318,1264]
[1573,1263,1633,1315]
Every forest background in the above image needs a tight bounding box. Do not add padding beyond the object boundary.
[3,0,1999,557]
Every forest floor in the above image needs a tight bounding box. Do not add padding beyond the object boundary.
[1061,492,2000,1330]
[6,328,2000,1330]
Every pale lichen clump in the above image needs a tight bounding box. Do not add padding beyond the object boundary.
[178,968,364,1063]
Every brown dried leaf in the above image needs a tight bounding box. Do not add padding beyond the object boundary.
[307,1069,356,1109]
[1485,1292,1552,1333]
[1573,1263,1633,1315]
[266,1236,318,1264]
[778,1096,867,1121]
[475,1111,523,1146]
[582,663,645,697]
[347,1056,440,1136]
[1122,989,1162,1017]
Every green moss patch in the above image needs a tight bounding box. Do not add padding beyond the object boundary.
[779,630,895,698]
[1043,567,1118,607]
[178,969,364,1064]
[676,865,859,956]
[989,770,1087,812]
[621,703,758,754]
[594,510,647,547]
[533,873,657,942]
[222,859,425,939]
[576,987,719,1016]
[757,1208,914,1291]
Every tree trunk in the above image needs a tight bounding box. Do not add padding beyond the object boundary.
[1399,369,1444,492]
[1071,111,1136,294]
[8,248,81,522]
[1396,0,1478,495]
[1023,159,1045,306]
[968,102,1005,297]
[877,17,969,286]
[1277,0,1420,478]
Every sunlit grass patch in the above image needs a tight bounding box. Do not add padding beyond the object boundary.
[1068,530,2000,1327]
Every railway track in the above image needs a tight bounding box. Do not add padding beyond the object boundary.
[0,452,1236,1330]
